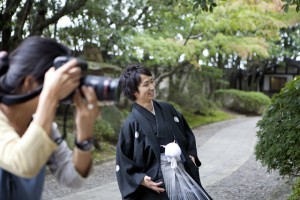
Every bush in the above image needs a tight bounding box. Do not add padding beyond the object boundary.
[166,99,233,128]
[183,109,234,128]
[288,178,300,200]
[255,77,300,177]
[101,105,125,142]
[215,89,271,115]
[170,92,217,115]
[166,101,183,113]
[93,118,115,150]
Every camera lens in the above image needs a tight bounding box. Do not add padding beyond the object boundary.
[54,56,120,105]
[81,75,120,102]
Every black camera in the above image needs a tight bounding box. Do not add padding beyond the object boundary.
[53,56,120,105]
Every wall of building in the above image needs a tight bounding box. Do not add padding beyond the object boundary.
[263,74,294,91]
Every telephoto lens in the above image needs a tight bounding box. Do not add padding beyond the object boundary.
[81,75,120,106]
[53,56,120,106]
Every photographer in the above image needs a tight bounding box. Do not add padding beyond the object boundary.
[0,36,99,199]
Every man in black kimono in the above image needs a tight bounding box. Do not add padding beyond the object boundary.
[116,64,212,200]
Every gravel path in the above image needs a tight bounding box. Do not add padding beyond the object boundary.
[42,116,294,200]
[205,154,293,200]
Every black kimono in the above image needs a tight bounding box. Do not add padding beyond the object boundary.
[116,101,202,200]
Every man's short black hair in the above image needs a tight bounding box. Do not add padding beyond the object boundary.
[119,63,152,101]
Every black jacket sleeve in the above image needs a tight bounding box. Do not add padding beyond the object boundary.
[176,111,202,167]
[115,119,146,199]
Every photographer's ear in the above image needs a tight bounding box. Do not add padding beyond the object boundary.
[21,75,39,94]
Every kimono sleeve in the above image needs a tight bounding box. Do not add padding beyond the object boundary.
[115,120,146,199]
[176,111,202,167]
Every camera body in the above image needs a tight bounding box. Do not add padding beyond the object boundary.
[53,56,120,105]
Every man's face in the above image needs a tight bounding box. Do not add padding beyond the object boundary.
[134,74,155,102]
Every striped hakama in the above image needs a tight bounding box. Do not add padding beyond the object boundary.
[161,154,212,200]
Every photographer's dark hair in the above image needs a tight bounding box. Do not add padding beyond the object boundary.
[0,36,71,95]
[119,63,152,101]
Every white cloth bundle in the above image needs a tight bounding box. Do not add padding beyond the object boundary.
[163,142,182,169]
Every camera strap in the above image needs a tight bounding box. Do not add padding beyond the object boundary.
[0,86,43,105]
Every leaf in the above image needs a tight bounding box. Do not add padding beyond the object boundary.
[283,4,289,12]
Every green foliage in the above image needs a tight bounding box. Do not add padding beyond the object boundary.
[183,109,234,128]
[192,95,217,114]
[288,177,300,200]
[0,0,88,50]
[93,105,125,145]
[199,66,229,99]
[166,101,183,113]
[194,0,297,39]
[215,89,271,115]
[192,0,217,12]
[255,77,300,177]
[210,34,270,59]
[189,0,300,72]
[93,118,115,149]
[101,105,125,137]
[279,24,300,58]
[169,85,217,115]
[130,34,197,67]
[168,67,224,114]
[282,0,300,12]
[92,142,116,164]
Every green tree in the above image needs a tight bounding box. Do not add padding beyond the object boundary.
[1,0,299,101]
[282,0,300,12]
[255,77,300,176]
[124,0,299,95]
[191,0,299,92]
[0,0,213,52]
[0,0,88,51]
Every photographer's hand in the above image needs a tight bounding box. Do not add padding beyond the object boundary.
[73,86,99,141]
[33,59,81,135]
[72,86,99,177]
[43,59,81,101]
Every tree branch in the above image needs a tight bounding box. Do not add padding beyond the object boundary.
[155,66,178,85]
[188,33,203,39]
[1,0,22,50]
[183,14,198,46]
[4,0,22,16]
[12,0,34,43]
[30,0,88,35]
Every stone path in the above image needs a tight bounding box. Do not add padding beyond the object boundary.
[42,116,293,200]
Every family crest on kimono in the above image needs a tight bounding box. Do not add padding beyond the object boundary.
[116,63,213,200]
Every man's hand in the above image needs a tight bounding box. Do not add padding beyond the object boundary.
[141,175,165,194]
[189,155,196,166]
[0,51,7,58]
